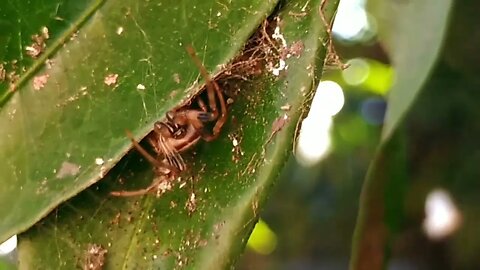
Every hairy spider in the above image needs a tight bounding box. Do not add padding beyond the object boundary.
[110,46,228,197]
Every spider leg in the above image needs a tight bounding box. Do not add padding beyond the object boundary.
[126,130,163,168]
[186,45,228,141]
[198,82,227,142]
[197,98,208,112]
[210,80,227,136]
[110,175,166,197]
[158,137,186,172]
[186,46,220,119]
[110,186,154,197]
[197,91,225,130]
[111,158,177,197]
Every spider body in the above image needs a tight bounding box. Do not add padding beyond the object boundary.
[111,46,228,197]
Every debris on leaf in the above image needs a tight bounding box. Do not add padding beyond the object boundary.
[55,161,81,179]
[319,0,349,70]
[25,44,43,58]
[173,73,181,84]
[229,132,244,163]
[268,19,289,76]
[288,11,307,17]
[41,26,49,39]
[83,244,107,270]
[185,191,197,215]
[33,74,49,90]
[104,74,118,86]
[45,59,54,69]
[95,158,105,166]
[7,68,19,92]
[0,64,5,82]
[266,114,289,144]
[116,26,124,35]
[26,27,49,58]
[288,41,304,58]
[280,103,292,111]
[154,177,174,196]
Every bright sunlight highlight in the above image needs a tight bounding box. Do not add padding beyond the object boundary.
[0,235,17,255]
[332,0,370,41]
[423,189,462,240]
[309,81,345,117]
[296,81,344,166]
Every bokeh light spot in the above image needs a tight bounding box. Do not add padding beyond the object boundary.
[296,116,332,167]
[360,97,387,125]
[311,81,345,117]
[247,220,277,255]
[342,58,370,86]
[296,81,344,166]
[332,0,371,41]
[423,189,462,240]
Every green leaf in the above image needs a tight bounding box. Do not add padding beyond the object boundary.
[350,0,455,269]
[0,0,278,243]
[15,0,338,269]
[368,0,454,141]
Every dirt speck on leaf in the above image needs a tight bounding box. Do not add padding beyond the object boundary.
[95,158,105,165]
[26,27,49,58]
[110,213,121,226]
[173,73,181,84]
[228,132,244,163]
[289,41,304,58]
[33,74,49,90]
[116,26,124,35]
[288,11,307,17]
[213,221,225,239]
[25,43,43,58]
[266,114,289,144]
[104,74,118,86]
[83,244,107,270]
[56,161,81,179]
[0,64,5,82]
[185,191,197,215]
[7,71,19,92]
[41,26,49,39]
[45,59,54,69]
[280,103,292,111]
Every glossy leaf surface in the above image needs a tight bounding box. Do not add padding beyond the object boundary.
[0,0,277,243]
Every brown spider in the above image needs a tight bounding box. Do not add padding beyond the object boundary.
[110,46,228,197]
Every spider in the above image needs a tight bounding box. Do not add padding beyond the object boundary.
[110,46,228,197]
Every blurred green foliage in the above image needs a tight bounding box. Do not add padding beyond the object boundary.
[240,0,480,270]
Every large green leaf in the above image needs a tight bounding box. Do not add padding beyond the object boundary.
[0,0,278,243]
[350,0,456,269]
[369,0,453,141]
[15,0,339,269]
